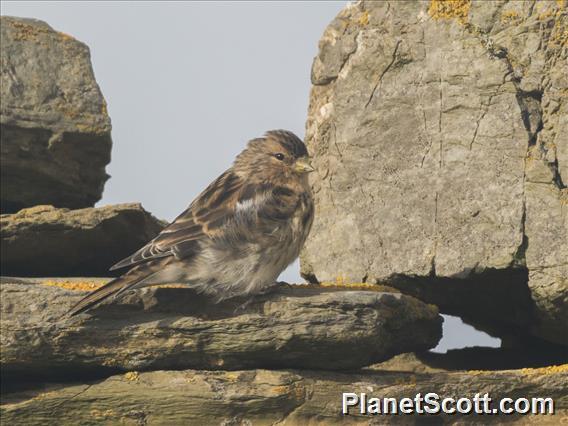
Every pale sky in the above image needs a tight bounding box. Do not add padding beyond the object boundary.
[2,1,500,352]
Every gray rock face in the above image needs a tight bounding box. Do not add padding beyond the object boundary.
[0,280,442,375]
[0,16,112,213]
[2,366,566,424]
[0,204,165,276]
[301,1,567,345]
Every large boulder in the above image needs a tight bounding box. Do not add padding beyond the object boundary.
[301,1,567,345]
[0,204,165,276]
[0,16,112,213]
[2,365,566,424]
[0,279,442,376]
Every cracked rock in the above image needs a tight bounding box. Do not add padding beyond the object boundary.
[1,365,566,424]
[0,279,442,376]
[300,1,567,346]
[0,17,112,213]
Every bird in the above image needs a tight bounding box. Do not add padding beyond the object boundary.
[67,130,315,316]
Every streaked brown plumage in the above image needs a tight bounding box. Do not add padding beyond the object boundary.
[68,130,314,316]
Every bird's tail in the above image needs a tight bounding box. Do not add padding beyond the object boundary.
[66,267,149,317]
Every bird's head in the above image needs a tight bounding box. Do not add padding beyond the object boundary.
[234,130,314,180]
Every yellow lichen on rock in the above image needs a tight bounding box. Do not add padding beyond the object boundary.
[520,364,568,375]
[10,19,50,42]
[42,280,105,291]
[154,283,188,289]
[468,364,568,376]
[298,280,400,293]
[467,369,491,375]
[101,99,108,116]
[224,372,240,382]
[500,10,521,24]
[548,8,568,48]
[90,409,116,420]
[428,0,471,23]
[57,31,75,41]
[124,371,140,382]
[358,10,370,26]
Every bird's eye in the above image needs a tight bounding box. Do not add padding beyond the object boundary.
[274,153,285,161]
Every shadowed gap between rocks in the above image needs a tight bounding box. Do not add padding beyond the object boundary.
[386,268,534,342]
[304,268,533,339]
[387,269,568,365]
[304,266,567,367]
[416,345,568,372]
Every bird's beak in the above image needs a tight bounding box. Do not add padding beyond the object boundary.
[294,156,315,173]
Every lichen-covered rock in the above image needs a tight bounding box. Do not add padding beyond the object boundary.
[0,204,165,276]
[0,16,112,213]
[301,0,567,345]
[1,365,566,424]
[0,279,442,375]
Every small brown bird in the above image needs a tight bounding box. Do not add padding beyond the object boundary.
[68,130,314,316]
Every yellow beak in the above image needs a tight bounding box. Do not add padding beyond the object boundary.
[294,156,315,173]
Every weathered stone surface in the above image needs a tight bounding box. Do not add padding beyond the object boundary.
[2,365,566,424]
[0,204,165,276]
[300,0,567,345]
[0,16,112,213]
[0,279,442,376]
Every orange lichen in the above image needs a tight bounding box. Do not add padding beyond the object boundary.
[101,99,108,116]
[520,364,568,376]
[57,31,75,41]
[560,189,568,205]
[295,281,399,293]
[90,409,116,420]
[224,372,240,382]
[272,384,306,400]
[155,283,188,289]
[10,20,50,42]
[272,385,291,395]
[293,384,306,401]
[212,358,225,367]
[469,364,568,376]
[467,369,491,375]
[428,0,471,24]
[42,280,105,291]
[500,10,521,24]
[124,371,140,382]
[40,279,195,292]
[359,10,370,26]
[40,277,399,294]
[548,12,568,48]
[538,8,556,21]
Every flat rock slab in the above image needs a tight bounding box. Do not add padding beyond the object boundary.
[1,17,112,212]
[1,366,566,425]
[0,279,442,375]
[0,203,165,276]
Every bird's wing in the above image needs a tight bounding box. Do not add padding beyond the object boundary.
[110,170,241,270]
[110,170,298,271]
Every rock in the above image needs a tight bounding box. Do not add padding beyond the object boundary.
[300,1,567,345]
[0,279,442,376]
[400,347,568,373]
[0,16,112,213]
[1,365,566,424]
[0,204,165,276]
